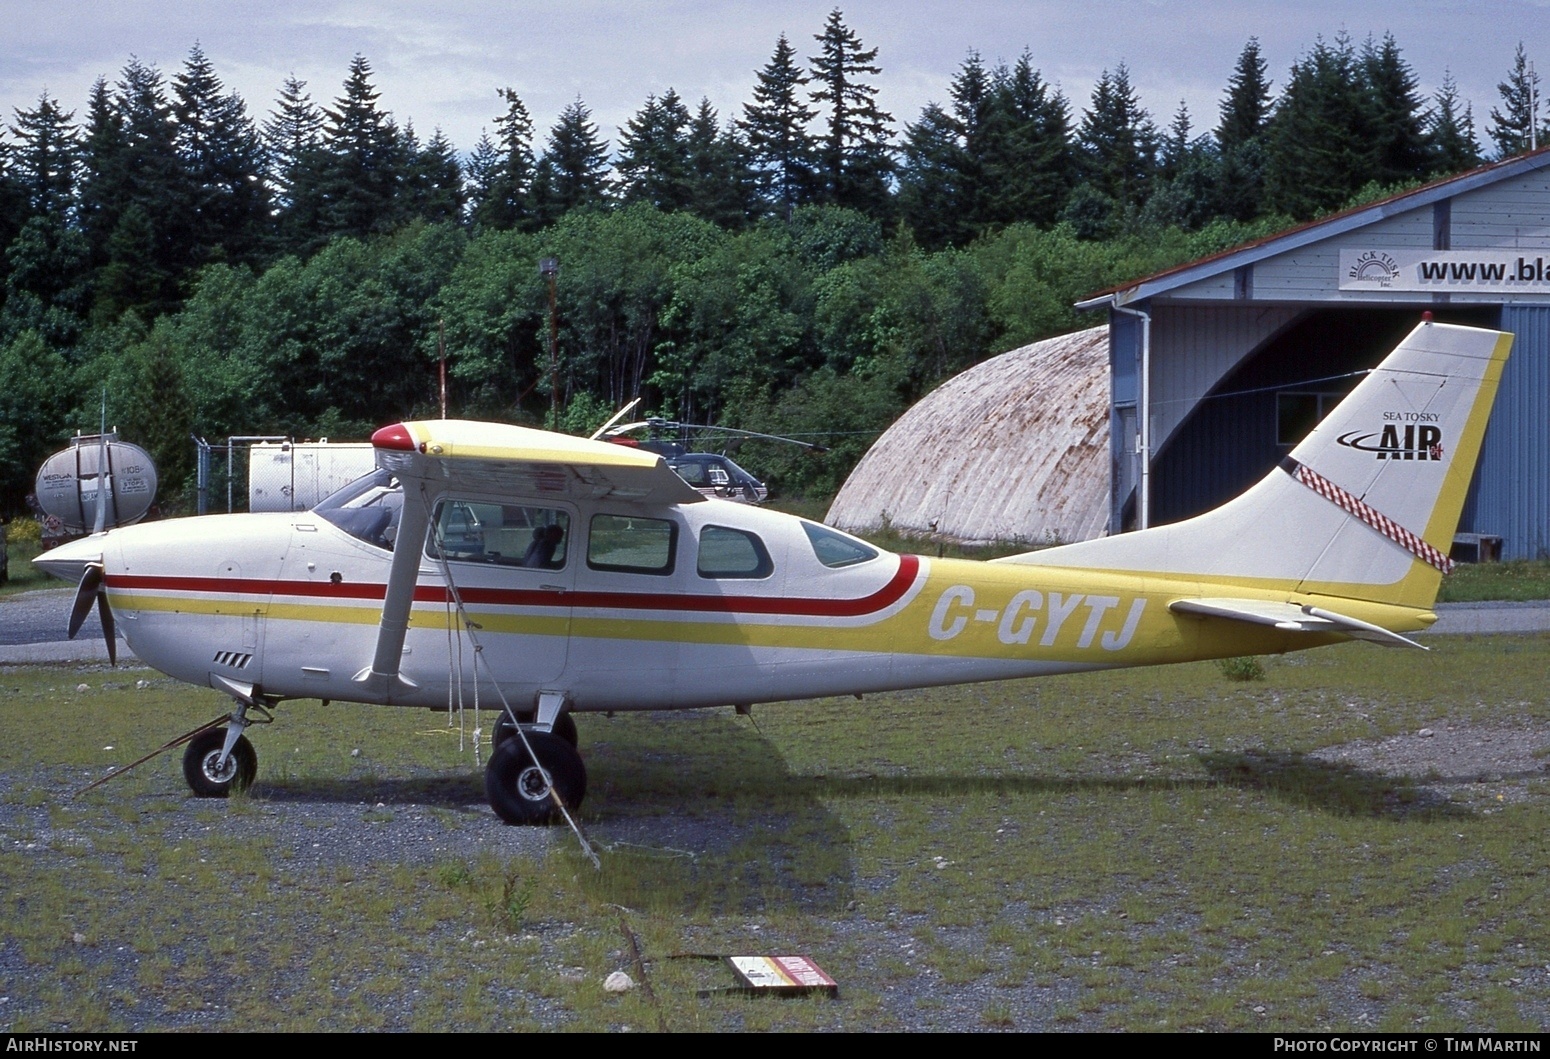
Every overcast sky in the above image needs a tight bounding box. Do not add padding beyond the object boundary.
[3,1,1547,159]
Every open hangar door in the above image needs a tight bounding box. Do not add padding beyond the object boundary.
[1148,305,1502,529]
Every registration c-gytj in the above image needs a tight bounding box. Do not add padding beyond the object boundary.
[927,585,1147,651]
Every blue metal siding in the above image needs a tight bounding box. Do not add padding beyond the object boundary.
[1108,311,1142,531]
[1475,306,1550,558]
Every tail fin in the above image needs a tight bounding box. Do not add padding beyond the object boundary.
[1001,319,1513,609]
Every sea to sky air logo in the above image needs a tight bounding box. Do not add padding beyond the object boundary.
[1337,412,1444,461]
[1347,250,1400,286]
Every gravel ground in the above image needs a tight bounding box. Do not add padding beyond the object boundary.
[5,588,1550,1030]
[0,589,101,647]
[1309,720,1550,804]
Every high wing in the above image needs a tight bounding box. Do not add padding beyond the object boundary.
[370,420,707,505]
[356,420,705,696]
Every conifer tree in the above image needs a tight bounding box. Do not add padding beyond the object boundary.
[1266,34,1375,218]
[405,125,463,224]
[1145,103,1223,231]
[173,44,269,267]
[808,9,893,216]
[740,33,818,217]
[684,98,755,228]
[533,98,611,224]
[1217,38,1272,148]
[88,58,187,320]
[3,96,87,342]
[617,89,693,211]
[0,135,24,300]
[315,55,404,241]
[1215,39,1273,222]
[946,51,994,236]
[981,52,1074,228]
[464,131,500,221]
[1075,64,1157,216]
[1160,101,1193,180]
[1430,72,1483,175]
[1488,42,1546,158]
[897,103,964,248]
[1361,33,1432,187]
[77,77,127,272]
[8,94,77,221]
[263,74,327,250]
[468,88,536,230]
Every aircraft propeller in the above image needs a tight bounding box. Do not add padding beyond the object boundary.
[68,563,117,665]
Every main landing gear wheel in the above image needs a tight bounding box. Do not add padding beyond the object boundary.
[182,728,257,798]
[493,711,578,749]
[485,731,586,825]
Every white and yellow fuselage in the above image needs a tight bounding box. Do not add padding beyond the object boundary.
[42,320,1511,721]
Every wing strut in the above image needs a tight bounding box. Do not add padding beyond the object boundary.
[354,481,432,699]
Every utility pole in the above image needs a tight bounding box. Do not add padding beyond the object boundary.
[540,257,560,430]
[437,318,447,419]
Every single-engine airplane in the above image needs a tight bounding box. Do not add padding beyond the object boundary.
[36,319,1512,825]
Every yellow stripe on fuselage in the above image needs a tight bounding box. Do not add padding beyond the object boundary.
[108,550,1422,671]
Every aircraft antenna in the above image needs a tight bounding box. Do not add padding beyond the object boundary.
[589,397,642,441]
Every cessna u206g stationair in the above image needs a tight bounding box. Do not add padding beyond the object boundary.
[37,319,1512,824]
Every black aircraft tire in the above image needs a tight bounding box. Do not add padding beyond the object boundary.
[493,711,578,749]
[485,731,586,825]
[182,729,257,798]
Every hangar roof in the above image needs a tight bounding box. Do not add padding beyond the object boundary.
[826,326,1110,547]
[1078,146,1550,310]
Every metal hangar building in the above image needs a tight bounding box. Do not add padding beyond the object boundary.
[1079,148,1550,560]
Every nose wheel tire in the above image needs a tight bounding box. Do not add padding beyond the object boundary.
[182,728,257,798]
[485,730,586,825]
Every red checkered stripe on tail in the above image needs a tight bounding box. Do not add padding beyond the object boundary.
[1288,461,1455,575]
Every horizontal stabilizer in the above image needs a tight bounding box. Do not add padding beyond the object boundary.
[1168,598,1427,650]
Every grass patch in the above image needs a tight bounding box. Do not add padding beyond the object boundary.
[1439,559,1550,603]
[1,534,50,597]
[1,636,1549,1029]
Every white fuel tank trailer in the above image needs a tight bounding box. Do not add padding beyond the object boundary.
[248,442,377,512]
[34,433,159,532]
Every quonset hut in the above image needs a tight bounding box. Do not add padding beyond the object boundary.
[834,148,1550,559]
[826,326,1110,546]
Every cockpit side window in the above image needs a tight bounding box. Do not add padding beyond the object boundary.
[314,468,403,550]
[801,520,878,568]
[697,525,774,579]
[427,500,570,569]
[588,514,677,575]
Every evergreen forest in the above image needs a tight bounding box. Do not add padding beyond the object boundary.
[2,12,1544,512]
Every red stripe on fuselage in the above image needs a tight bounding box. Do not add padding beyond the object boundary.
[105,554,921,619]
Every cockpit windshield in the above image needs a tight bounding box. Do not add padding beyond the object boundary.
[314,468,404,549]
[801,520,879,568]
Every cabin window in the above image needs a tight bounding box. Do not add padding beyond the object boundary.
[697,525,774,579]
[801,521,878,568]
[588,514,677,575]
[314,468,403,550]
[426,500,569,569]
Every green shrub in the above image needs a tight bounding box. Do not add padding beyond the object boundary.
[1216,656,1266,681]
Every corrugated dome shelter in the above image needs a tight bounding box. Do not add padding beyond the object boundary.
[826,326,1110,547]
